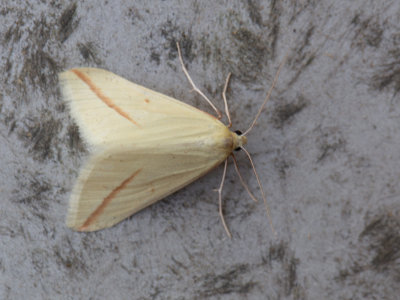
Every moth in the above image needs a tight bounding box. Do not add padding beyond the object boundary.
[59,43,283,237]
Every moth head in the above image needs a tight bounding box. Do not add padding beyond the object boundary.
[232,130,247,151]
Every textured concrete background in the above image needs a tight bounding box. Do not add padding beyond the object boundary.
[1,1,400,299]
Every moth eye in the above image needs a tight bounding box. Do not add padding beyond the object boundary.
[234,147,241,152]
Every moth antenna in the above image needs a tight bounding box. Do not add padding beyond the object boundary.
[243,56,287,136]
[176,42,222,119]
[222,72,232,128]
[241,146,277,237]
[231,153,258,202]
[217,159,232,238]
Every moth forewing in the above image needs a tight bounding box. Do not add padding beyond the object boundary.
[60,68,243,231]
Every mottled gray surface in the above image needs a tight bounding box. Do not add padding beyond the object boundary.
[1,1,400,299]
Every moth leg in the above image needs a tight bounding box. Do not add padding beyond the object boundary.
[222,73,232,128]
[231,153,258,202]
[217,159,232,238]
[241,146,276,237]
[176,42,222,119]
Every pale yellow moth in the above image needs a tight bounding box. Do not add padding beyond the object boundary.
[59,43,283,237]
